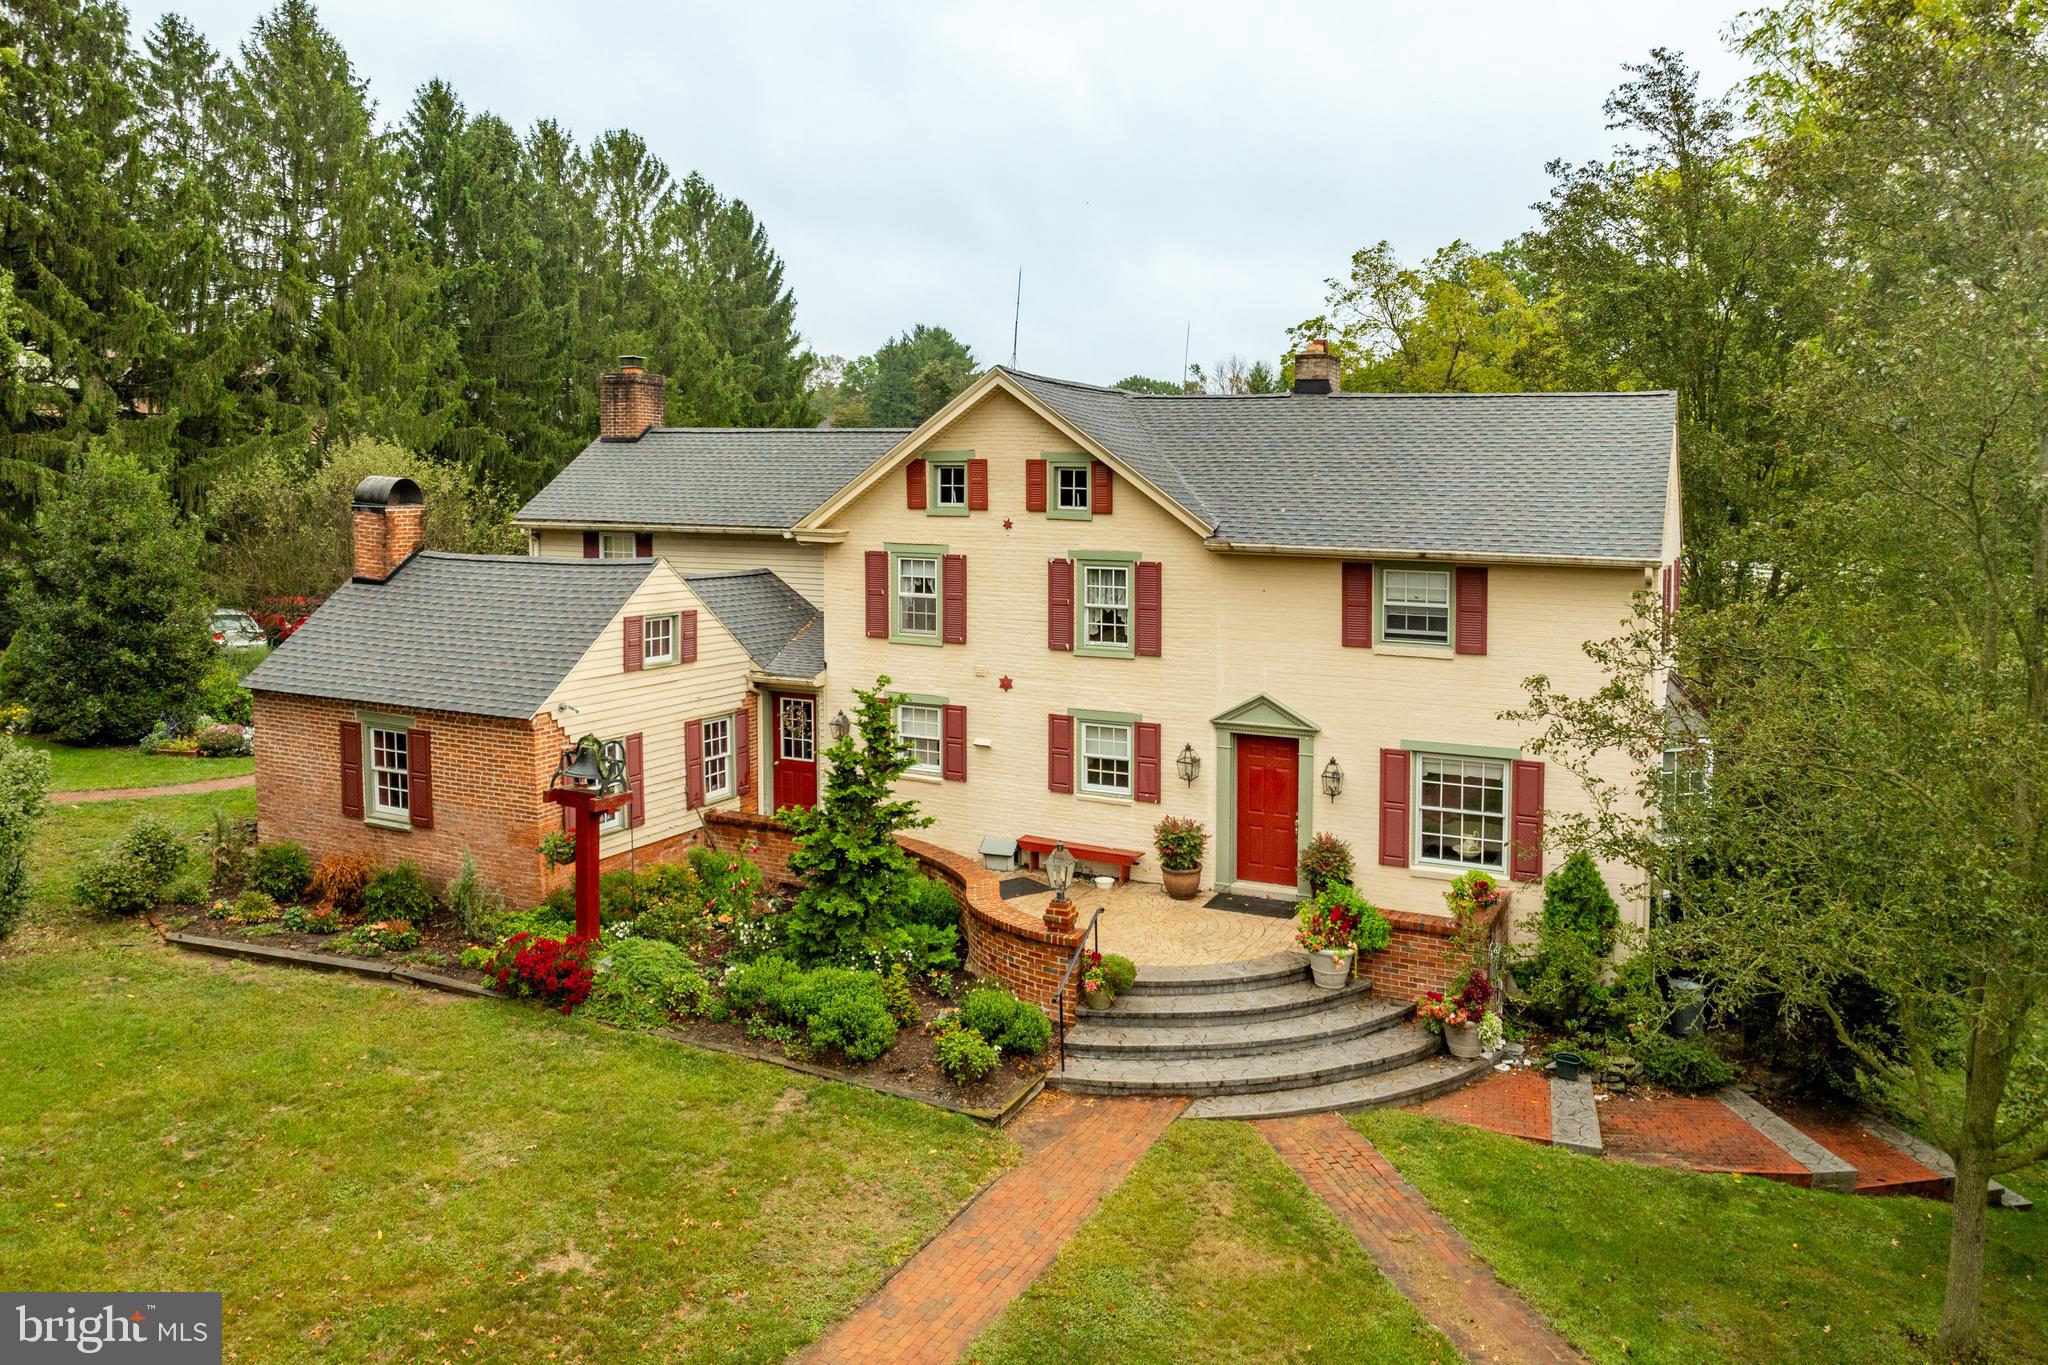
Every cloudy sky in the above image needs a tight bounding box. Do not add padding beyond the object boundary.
[168,1,1754,384]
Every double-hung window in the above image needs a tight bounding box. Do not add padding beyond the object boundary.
[896,556,939,636]
[1083,564,1130,649]
[598,532,635,559]
[642,614,676,666]
[1381,568,1452,645]
[896,703,942,775]
[934,463,967,509]
[1056,464,1091,513]
[1416,754,1506,871]
[702,715,733,801]
[367,727,410,817]
[1080,721,1132,797]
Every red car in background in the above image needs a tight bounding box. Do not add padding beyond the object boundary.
[252,596,322,644]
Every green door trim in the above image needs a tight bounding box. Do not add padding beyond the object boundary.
[1211,694,1319,895]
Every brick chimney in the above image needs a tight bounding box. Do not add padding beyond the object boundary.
[351,475,424,584]
[1292,338,1341,395]
[599,355,668,441]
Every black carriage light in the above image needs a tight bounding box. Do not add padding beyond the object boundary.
[829,709,852,741]
[1176,742,1200,786]
[1322,756,1345,800]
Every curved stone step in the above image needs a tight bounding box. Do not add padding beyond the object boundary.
[1050,1022,1441,1098]
[1122,951,1308,996]
[1065,995,1414,1061]
[1182,1054,1495,1119]
[1078,977,1376,1025]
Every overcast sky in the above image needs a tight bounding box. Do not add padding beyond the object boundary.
[166,1,1754,384]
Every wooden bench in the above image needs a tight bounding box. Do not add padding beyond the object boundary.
[1016,835,1144,884]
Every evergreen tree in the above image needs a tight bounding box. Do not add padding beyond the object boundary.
[835,325,977,427]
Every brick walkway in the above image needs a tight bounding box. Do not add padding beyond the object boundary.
[1259,1113,1585,1364]
[51,773,255,804]
[1775,1102,1948,1198]
[802,1092,1183,1364]
[1597,1096,1810,1184]
[1407,1066,1552,1142]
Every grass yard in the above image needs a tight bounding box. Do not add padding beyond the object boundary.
[0,927,1012,1363]
[26,788,255,911]
[968,1120,1455,1364]
[21,736,254,792]
[1355,1110,2048,1364]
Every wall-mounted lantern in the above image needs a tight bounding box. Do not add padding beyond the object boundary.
[1176,743,1200,786]
[829,709,852,742]
[1321,757,1345,800]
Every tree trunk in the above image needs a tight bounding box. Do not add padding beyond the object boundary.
[1940,1140,1990,1355]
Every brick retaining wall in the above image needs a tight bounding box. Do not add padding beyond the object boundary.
[1358,898,1510,999]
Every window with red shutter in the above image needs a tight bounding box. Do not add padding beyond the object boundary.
[408,729,434,829]
[1047,558,1074,651]
[1048,713,1074,792]
[1511,759,1544,882]
[942,704,967,782]
[967,459,989,510]
[942,554,967,645]
[1378,748,1411,866]
[582,531,599,558]
[1341,563,1373,647]
[684,721,703,810]
[680,609,697,663]
[1025,459,1047,512]
[1134,722,1161,803]
[634,532,653,557]
[1091,460,1113,515]
[735,705,752,795]
[1455,566,1488,655]
[625,732,647,828]
[864,551,888,637]
[339,720,363,817]
[1134,561,1162,657]
[623,615,643,671]
[906,458,927,509]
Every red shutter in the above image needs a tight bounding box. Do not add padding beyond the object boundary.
[1511,759,1544,882]
[339,720,363,818]
[1341,562,1373,648]
[634,532,653,557]
[622,614,644,671]
[1048,558,1074,651]
[626,732,647,828]
[1455,566,1488,655]
[864,551,888,637]
[942,704,967,782]
[1378,748,1411,866]
[1134,561,1162,657]
[1134,722,1161,803]
[684,721,703,810]
[1091,460,1113,515]
[408,728,434,829]
[680,609,698,663]
[582,531,599,558]
[967,459,989,510]
[942,554,967,645]
[906,458,927,510]
[1048,713,1074,793]
[1025,459,1047,512]
[735,704,752,795]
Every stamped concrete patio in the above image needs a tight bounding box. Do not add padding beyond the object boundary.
[1005,879,1299,965]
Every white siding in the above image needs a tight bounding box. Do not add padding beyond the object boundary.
[530,528,825,607]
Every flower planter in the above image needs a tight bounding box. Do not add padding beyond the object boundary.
[1444,1021,1484,1059]
[1082,984,1114,1010]
[1308,948,1354,990]
[1162,865,1202,900]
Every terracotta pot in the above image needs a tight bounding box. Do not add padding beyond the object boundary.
[1161,865,1202,900]
[1308,948,1354,989]
[1445,1021,1483,1059]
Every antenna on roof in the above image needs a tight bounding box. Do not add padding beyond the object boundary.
[1182,323,1192,392]
[1011,268,1022,369]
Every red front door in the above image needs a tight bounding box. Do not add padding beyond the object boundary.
[1236,735,1300,887]
[772,693,818,810]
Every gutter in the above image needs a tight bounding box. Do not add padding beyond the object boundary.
[1203,538,1660,571]
[515,518,797,538]
[749,671,824,689]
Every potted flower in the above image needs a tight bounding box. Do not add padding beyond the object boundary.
[1152,817,1207,900]
[1080,950,1113,1009]
[1296,885,1390,989]
[1416,969,1495,1058]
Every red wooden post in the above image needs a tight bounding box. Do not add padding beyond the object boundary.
[543,787,632,940]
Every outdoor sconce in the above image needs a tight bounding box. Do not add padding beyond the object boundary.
[1045,840,1076,905]
[829,709,851,742]
[1322,757,1345,800]
[1176,742,1200,786]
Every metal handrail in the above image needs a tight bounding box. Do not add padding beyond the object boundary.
[1053,907,1105,1071]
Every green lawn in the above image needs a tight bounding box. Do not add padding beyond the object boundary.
[0,927,1012,1362]
[22,736,254,792]
[1355,1110,2048,1364]
[27,788,255,911]
[969,1120,1455,1364]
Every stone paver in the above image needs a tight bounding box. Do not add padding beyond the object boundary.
[1407,1066,1552,1143]
[1259,1113,1586,1364]
[1009,880,1297,965]
[1597,1095,1810,1184]
[802,1092,1183,1364]
[1717,1087,1857,1192]
[51,773,255,803]
[1547,1077,1603,1157]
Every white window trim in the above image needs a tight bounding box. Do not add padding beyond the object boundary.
[1079,720,1133,798]
[598,532,636,559]
[1412,752,1508,873]
[642,613,677,666]
[1055,463,1092,512]
[1082,563,1132,650]
[933,463,968,508]
[779,696,815,762]
[1380,565,1454,648]
[896,555,939,637]
[702,715,734,802]
[895,702,943,775]
[366,725,411,819]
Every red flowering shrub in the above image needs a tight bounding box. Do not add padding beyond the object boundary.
[484,933,596,1013]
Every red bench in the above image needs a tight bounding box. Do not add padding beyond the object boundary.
[1016,835,1144,884]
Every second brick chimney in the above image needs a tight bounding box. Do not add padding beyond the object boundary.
[599,355,668,441]
[1292,338,1341,395]
[351,475,424,584]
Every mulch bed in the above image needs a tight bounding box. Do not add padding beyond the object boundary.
[164,904,1048,1122]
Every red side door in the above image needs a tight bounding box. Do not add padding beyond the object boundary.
[771,693,818,811]
[1236,735,1300,887]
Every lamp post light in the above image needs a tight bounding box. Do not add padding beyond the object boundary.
[1321,757,1345,800]
[1176,742,1200,787]
[1043,840,1078,932]
[543,737,633,939]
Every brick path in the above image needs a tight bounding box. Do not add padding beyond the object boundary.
[1259,1113,1585,1364]
[803,1092,1183,1364]
[1407,1066,1552,1142]
[1597,1096,1810,1184]
[51,773,255,804]
[1775,1102,1948,1198]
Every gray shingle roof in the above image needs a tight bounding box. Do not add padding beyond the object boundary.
[1003,369,1675,562]
[516,428,909,530]
[244,553,659,718]
[683,569,824,679]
